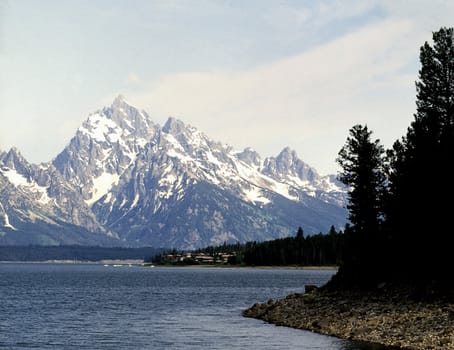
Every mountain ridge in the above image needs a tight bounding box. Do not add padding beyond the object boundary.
[1,95,347,249]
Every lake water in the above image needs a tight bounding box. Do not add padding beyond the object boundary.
[0,264,389,349]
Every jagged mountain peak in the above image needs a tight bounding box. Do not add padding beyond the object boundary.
[160,116,222,155]
[264,147,317,181]
[236,147,262,168]
[108,94,149,121]
[162,116,186,135]
[277,146,298,161]
[1,97,347,248]
[1,147,31,178]
[4,146,26,164]
[81,95,156,140]
[111,94,128,108]
[162,117,204,143]
[6,146,22,156]
[53,96,159,205]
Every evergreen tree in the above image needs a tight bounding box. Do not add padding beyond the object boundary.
[296,226,304,263]
[337,125,386,234]
[335,124,386,286]
[296,227,304,240]
[386,27,454,283]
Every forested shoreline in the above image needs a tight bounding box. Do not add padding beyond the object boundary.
[152,226,344,267]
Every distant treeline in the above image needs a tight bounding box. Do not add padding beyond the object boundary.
[152,226,344,266]
[0,245,160,262]
[241,226,343,266]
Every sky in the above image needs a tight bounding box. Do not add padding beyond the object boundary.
[0,0,452,175]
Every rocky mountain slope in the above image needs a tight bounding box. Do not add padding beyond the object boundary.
[1,95,347,249]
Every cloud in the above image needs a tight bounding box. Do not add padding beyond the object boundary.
[126,72,141,84]
[2,0,451,175]
[127,18,417,174]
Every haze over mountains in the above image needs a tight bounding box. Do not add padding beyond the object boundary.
[0,96,347,249]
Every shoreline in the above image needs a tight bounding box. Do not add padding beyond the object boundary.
[152,264,338,270]
[0,259,145,265]
[244,287,454,350]
[0,261,337,270]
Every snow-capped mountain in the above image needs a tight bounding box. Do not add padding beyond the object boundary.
[0,148,119,245]
[1,95,347,249]
[53,95,158,205]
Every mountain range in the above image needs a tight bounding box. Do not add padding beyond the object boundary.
[0,95,347,249]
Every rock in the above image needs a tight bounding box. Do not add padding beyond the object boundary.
[304,285,319,294]
[243,287,454,350]
[311,320,321,329]
[448,309,454,320]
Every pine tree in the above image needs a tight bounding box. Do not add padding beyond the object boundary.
[386,27,454,283]
[337,125,386,235]
[335,124,386,286]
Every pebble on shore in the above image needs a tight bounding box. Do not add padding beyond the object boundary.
[243,286,454,350]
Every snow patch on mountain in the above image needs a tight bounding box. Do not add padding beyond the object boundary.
[0,202,16,230]
[78,113,121,143]
[0,167,50,204]
[243,186,271,205]
[87,172,120,205]
[1,95,347,248]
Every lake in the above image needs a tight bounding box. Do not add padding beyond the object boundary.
[0,264,390,349]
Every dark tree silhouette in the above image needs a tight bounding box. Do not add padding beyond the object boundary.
[335,124,386,286]
[386,27,454,283]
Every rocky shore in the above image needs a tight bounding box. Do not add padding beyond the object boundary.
[244,286,454,349]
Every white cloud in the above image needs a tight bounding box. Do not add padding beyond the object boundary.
[127,18,417,174]
[4,0,449,175]
[126,72,141,84]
